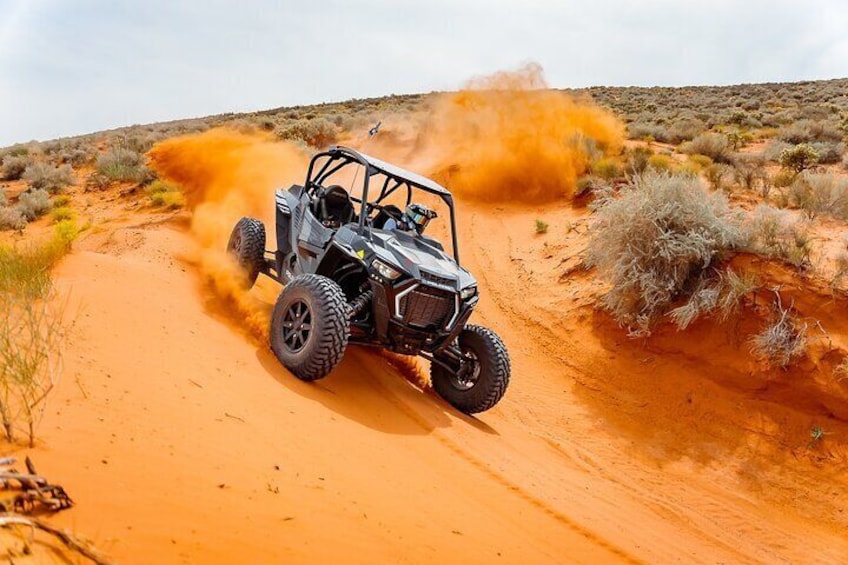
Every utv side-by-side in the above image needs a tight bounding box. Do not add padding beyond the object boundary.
[227,145,509,414]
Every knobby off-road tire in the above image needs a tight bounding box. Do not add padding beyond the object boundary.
[431,324,510,414]
[226,217,266,288]
[270,274,350,381]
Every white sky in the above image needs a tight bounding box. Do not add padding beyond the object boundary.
[1,0,847,146]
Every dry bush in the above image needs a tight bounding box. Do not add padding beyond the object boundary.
[732,154,767,192]
[667,117,707,143]
[809,141,845,164]
[590,157,623,180]
[1,156,31,181]
[17,189,52,221]
[624,146,653,175]
[22,163,73,194]
[275,117,338,147]
[705,163,734,192]
[789,173,848,219]
[745,205,813,268]
[0,207,26,231]
[777,119,843,144]
[681,132,731,163]
[749,296,807,368]
[587,172,743,334]
[95,148,152,182]
[0,238,71,446]
[668,269,758,329]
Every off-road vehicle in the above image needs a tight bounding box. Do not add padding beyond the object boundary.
[227,146,509,413]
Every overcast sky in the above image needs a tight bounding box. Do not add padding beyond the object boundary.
[1,0,847,147]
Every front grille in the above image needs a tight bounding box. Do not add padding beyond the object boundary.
[420,271,455,288]
[399,286,456,329]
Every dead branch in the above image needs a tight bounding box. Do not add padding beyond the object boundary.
[0,515,114,565]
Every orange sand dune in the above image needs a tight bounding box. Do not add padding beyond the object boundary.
[16,190,846,564]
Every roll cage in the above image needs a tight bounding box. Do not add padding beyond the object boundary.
[304,146,461,264]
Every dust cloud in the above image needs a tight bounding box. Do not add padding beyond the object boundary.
[374,62,625,203]
[148,129,308,339]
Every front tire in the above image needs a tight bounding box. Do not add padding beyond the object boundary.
[270,274,350,381]
[431,325,510,414]
[227,217,266,288]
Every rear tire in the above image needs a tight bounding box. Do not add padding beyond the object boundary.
[227,217,266,288]
[270,274,350,381]
[431,325,510,414]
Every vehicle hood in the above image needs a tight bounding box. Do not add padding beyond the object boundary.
[366,230,476,290]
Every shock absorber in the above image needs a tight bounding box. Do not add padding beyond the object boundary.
[347,288,374,319]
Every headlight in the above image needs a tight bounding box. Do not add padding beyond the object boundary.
[372,259,401,280]
[460,285,477,300]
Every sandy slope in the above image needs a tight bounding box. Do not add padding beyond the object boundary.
[17,196,848,563]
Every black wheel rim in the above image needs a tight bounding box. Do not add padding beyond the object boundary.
[281,299,312,353]
[450,348,480,391]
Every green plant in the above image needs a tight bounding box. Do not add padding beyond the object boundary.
[52,195,71,207]
[0,238,71,446]
[779,144,819,174]
[647,154,674,172]
[534,219,549,234]
[590,158,623,180]
[50,206,75,223]
[150,191,185,209]
[586,172,743,334]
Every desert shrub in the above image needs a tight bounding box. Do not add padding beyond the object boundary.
[789,173,848,219]
[590,158,623,180]
[96,148,152,182]
[0,187,5,207]
[777,119,843,144]
[151,191,184,209]
[646,154,674,172]
[52,194,71,207]
[624,146,653,175]
[1,156,31,181]
[668,117,706,144]
[681,133,731,163]
[146,180,184,209]
[534,219,549,234]
[668,269,758,329]
[587,172,743,334]
[687,154,713,171]
[763,140,792,162]
[22,163,73,194]
[275,118,338,147]
[705,163,734,192]
[745,205,812,268]
[732,154,767,191]
[17,189,52,221]
[575,175,608,197]
[749,297,807,368]
[50,206,75,223]
[0,207,26,231]
[809,141,845,164]
[779,144,819,173]
[843,153,848,171]
[627,122,667,142]
[0,239,70,445]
